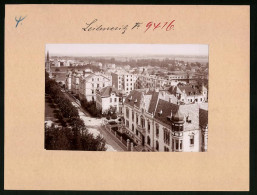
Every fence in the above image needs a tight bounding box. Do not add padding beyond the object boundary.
[102,123,135,151]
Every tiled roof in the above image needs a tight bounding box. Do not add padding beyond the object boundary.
[154,99,202,130]
[99,86,120,97]
[124,90,145,108]
[199,108,208,128]
[168,84,202,96]
[154,99,179,126]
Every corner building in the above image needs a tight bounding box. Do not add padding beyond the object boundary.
[123,89,208,152]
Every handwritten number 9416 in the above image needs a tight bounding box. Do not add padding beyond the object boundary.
[15,16,26,28]
[144,20,175,33]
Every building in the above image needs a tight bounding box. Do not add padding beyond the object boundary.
[168,84,208,104]
[122,89,208,152]
[111,70,137,94]
[78,72,112,102]
[96,86,126,114]
[71,70,83,95]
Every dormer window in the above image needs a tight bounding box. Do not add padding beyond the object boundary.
[134,99,137,103]
[128,96,132,101]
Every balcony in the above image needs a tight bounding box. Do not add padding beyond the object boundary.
[137,124,146,134]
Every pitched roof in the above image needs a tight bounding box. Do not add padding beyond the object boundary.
[98,86,120,97]
[124,90,145,108]
[154,99,202,130]
[154,99,179,126]
[168,84,202,96]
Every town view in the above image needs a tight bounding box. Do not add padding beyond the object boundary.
[45,44,208,152]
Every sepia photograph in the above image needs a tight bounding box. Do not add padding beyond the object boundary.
[45,44,209,152]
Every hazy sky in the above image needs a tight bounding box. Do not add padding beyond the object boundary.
[45,44,208,56]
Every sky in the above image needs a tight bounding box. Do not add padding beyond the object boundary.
[45,44,208,56]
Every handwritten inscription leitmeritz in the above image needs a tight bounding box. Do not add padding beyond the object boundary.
[82,19,175,34]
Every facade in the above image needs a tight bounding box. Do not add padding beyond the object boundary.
[78,72,112,102]
[96,86,126,114]
[122,89,208,152]
[71,70,83,95]
[111,70,137,94]
[168,84,208,104]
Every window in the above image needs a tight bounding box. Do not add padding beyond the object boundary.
[190,135,194,145]
[156,124,159,138]
[114,98,117,102]
[180,140,183,150]
[136,130,139,136]
[92,84,94,88]
[132,111,134,121]
[164,129,170,145]
[132,124,134,132]
[156,141,159,151]
[110,98,112,103]
[92,78,94,81]
[126,108,129,118]
[147,136,151,145]
[176,140,179,150]
[97,84,99,88]
[92,90,94,94]
[136,114,138,124]
[126,120,129,128]
[141,117,145,128]
[164,146,169,152]
[148,121,150,133]
[103,83,105,87]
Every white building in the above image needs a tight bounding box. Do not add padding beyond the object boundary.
[78,72,112,102]
[122,89,208,152]
[71,70,83,95]
[111,70,137,95]
[96,86,126,114]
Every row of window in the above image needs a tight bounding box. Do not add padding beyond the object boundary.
[91,83,105,88]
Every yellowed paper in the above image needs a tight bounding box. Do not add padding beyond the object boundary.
[5,5,249,191]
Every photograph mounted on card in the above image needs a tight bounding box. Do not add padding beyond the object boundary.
[4,5,249,191]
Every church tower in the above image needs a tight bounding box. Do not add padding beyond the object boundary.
[45,51,51,77]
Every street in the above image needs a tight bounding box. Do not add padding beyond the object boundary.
[63,91,126,151]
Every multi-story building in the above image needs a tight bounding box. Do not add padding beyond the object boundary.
[122,89,208,152]
[111,70,137,94]
[78,72,112,102]
[96,86,126,114]
[70,70,83,95]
